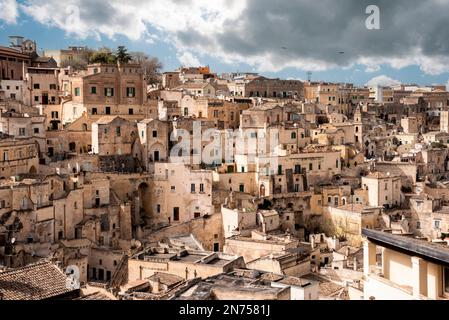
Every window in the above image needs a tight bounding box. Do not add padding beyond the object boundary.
[200,183,204,193]
[194,212,201,218]
[19,128,26,136]
[128,108,133,115]
[156,204,161,214]
[116,127,121,137]
[173,207,180,221]
[295,165,301,174]
[434,220,441,230]
[336,160,339,168]
[334,197,339,206]
[152,131,158,138]
[105,106,111,115]
[309,163,313,171]
[126,87,136,97]
[191,184,196,193]
[33,128,39,134]
[171,186,176,192]
[328,196,332,204]
[34,96,39,102]
[92,108,97,115]
[294,184,300,192]
[50,84,57,90]
[214,110,219,118]
[91,86,97,94]
[385,183,388,190]
[33,83,40,89]
[74,87,80,96]
[239,184,245,192]
[416,221,421,229]
[104,87,114,97]
[291,132,297,139]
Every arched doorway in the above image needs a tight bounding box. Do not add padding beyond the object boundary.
[29,166,37,174]
[259,184,266,197]
[137,182,151,221]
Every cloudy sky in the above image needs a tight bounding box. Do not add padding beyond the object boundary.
[1,0,449,87]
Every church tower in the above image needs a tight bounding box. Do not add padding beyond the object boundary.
[354,106,363,150]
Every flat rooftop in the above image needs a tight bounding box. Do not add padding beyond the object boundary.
[363,229,449,266]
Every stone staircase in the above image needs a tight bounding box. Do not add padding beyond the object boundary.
[108,255,128,290]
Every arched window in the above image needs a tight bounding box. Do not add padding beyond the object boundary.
[82,123,88,131]
[291,132,297,139]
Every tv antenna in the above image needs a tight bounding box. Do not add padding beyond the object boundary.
[307,71,312,82]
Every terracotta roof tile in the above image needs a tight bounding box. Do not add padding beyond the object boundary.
[0,261,76,300]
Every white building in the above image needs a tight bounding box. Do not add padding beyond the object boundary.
[361,172,402,209]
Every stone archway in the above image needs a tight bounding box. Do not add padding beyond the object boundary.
[137,182,151,221]
[259,184,266,197]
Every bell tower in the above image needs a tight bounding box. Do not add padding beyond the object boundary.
[354,106,363,150]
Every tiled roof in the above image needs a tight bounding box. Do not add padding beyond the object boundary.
[0,260,76,300]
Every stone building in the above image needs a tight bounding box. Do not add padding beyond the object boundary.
[137,118,169,171]
[363,229,449,300]
[127,247,245,282]
[148,163,214,227]
[91,116,139,156]
[245,76,304,99]
[326,204,383,246]
[24,67,60,106]
[62,63,147,125]
[361,172,402,209]
[0,133,39,178]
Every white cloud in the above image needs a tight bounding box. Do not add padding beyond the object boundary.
[14,0,449,75]
[366,75,401,87]
[177,51,201,67]
[0,0,18,24]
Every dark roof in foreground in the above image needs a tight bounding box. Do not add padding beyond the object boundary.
[0,260,77,300]
[362,229,449,266]
[75,292,114,300]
